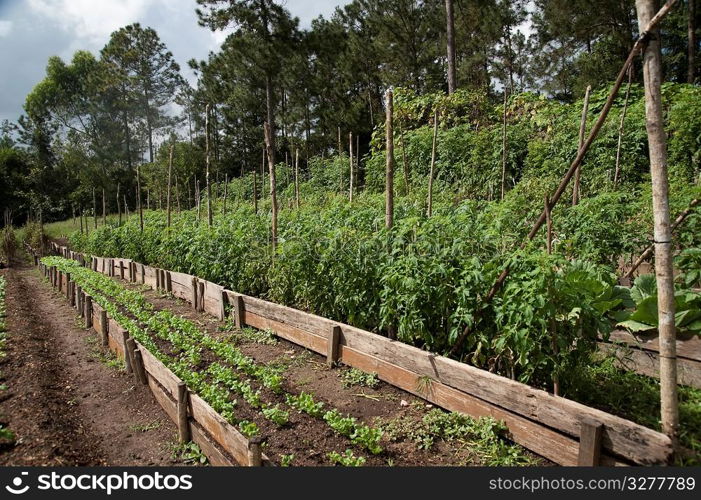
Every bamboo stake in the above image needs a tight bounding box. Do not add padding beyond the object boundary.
[349,132,354,202]
[614,66,634,187]
[264,121,278,254]
[427,108,439,217]
[385,89,395,230]
[117,183,121,226]
[167,143,173,228]
[294,149,300,209]
[206,104,213,227]
[500,91,508,201]
[399,124,410,195]
[572,85,592,205]
[623,198,699,280]
[449,0,679,357]
[636,0,678,449]
[545,194,559,396]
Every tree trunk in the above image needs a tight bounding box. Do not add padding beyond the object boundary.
[445,0,457,94]
[689,0,696,83]
[265,75,276,168]
[614,67,634,187]
[427,109,439,217]
[122,108,132,170]
[636,0,679,448]
[572,85,592,205]
[385,89,395,229]
[265,121,278,254]
[176,176,181,213]
[167,143,173,228]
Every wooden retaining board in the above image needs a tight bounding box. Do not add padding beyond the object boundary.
[47,275,260,467]
[56,245,673,465]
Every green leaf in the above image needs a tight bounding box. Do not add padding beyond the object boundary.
[617,319,656,332]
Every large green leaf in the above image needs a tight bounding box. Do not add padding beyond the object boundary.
[631,274,657,304]
[617,319,656,332]
[628,295,658,325]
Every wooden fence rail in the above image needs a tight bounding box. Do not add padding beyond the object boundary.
[44,242,677,466]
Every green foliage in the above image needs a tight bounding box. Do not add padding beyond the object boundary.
[327,449,366,467]
[172,441,208,465]
[238,420,260,438]
[279,454,295,467]
[676,248,701,289]
[379,410,535,466]
[286,392,325,418]
[617,274,701,335]
[340,368,379,389]
[262,404,289,426]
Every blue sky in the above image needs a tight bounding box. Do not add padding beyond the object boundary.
[0,0,346,123]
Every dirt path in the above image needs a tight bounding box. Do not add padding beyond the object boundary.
[0,261,179,466]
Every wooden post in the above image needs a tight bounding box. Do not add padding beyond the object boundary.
[156,269,161,290]
[545,195,558,395]
[65,273,71,298]
[219,290,228,321]
[327,325,341,368]
[614,66,634,187]
[77,287,84,316]
[294,149,300,209]
[247,436,263,467]
[70,282,76,307]
[198,281,205,312]
[264,121,278,254]
[636,0,679,448]
[191,277,198,311]
[58,271,63,293]
[167,143,173,228]
[84,295,92,329]
[385,89,395,230]
[445,0,457,94]
[349,132,354,202]
[177,382,191,444]
[165,272,172,293]
[572,85,592,205]
[577,418,603,466]
[500,90,508,201]
[121,331,133,374]
[140,264,145,284]
[231,294,244,329]
[117,182,121,226]
[100,310,108,347]
[205,104,213,227]
[132,348,147,385]
[427,108,439,217]
[93,186,97,229]
[120,261,125,280]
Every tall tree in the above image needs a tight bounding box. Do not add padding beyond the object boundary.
[445,0,457,93]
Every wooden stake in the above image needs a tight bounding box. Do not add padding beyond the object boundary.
[294,149,300,209]
[500,90,508,201]
[102,188,106,226]
[247,436,263,466]
[399,124,410,195]
[223,174,228,214]
[327,325,341,367]
[177,382,191,443]
[264,121,278,254]
[614,67,634,187]
[427,108,439,217]
[100,310,108,347]
[572,85,592,205]
[205,104,213,227]
[122,331,133,374]
[84,295,92,329]
[191,277,198,311]
[167,143,173,228]
[385,89,395,230]
[93,187,97,228]
[349,132,354,202]
[117,183,121,225]
[636,0,679,448]
[233,294,245,329]
[577,418,603,466]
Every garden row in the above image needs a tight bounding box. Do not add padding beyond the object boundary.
[48,241,674,466]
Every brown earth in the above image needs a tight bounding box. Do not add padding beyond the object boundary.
[0,259,180,466]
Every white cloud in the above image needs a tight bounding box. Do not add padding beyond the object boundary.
[0,20,12,37]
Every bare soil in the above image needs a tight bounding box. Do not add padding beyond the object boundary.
[0,260,179,466]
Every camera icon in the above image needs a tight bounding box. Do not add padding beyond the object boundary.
[5,472,30,495]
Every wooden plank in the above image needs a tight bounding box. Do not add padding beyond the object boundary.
[138,342,182,398]
[578,418,603,466]
[202,281,224,318]
[238,294,669,463]
[177,382,191,443]
[605,329,701,362]
[190,422,236,466]
[188,393,249,466]
[147,372,178,422]
[599,342,701,389]
[339,345,627,466]
[244,311,327,354]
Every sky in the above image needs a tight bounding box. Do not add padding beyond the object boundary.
[0,0,346,124]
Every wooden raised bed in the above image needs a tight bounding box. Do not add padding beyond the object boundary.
[46,242,675,466]
[39,259,272,467]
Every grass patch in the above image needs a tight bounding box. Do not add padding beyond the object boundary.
[562,355,701,465]
[340,367,379,389]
